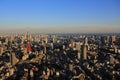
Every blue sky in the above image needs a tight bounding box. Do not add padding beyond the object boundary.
[0,0,120,33]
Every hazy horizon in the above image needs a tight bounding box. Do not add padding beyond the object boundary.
[0,25,120,34]
[0,0,120,33]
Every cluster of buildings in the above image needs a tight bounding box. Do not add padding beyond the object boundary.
[0,33,120,80]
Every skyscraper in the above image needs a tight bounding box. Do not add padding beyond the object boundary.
[10,52,18,65]
[77,51,81,60]
[75,42,81,51]
[70,40,74,49]
[44,45,46,54]
[83,45,87,60]
[101,36,107,45]
[111,35,116,44]
[81,37,88,60]
[110,55,114,64]
[106,36,110,44]
[84,37,88,45]
[0,47,3,55]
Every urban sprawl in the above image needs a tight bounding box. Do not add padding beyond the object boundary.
[0,33,120,80]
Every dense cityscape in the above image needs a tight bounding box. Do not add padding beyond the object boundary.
[0,33,120,80]
[0,0,120,80]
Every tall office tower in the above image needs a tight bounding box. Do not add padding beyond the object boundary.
[84,37,88,45]
[0,41,1,45]
[75,42,81,60]
[62,45,65,50]
[106,36,110,44]
[9,68,14,76]
[52,37,55,43]
[76,42,81,51]
[0,47,3,55]
[44,45,46,54]
[51,35,56,43]
[24,34,27,40]
[45,37,48,44]
[5,37,8,44]
[21,36,23,43]
[34,35,39,42]
[26,32,30,41]
[101,36,107,45]
[29,34,32,41]
[10,52,18,65]
[30,69,34,78]
[10,35,14,42]
[111,35,116,44]
[69,63,73,71]
[43,38,47,54]
[70,40,74,48]
[50,43,54,49]
[91,35,95,41]
[21,35,25,44]
[110,55,114,64]
[26,41,31,53]
[84,37,89,50]
[77,51,81,60]
[83,45,87,60]
[81,37,88,60]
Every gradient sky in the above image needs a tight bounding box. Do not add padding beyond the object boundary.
[0,0,120,33]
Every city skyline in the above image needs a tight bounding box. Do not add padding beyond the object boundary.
[0,0,120,33]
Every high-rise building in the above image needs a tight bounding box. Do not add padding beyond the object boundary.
[111,35,116,44]
[84,37,88,45]
[81,37,88,60]
[70,40,74,48]
[0,47,3,55]
[44,46,46,54]
[101,36,107,45]
[10,52,18,65]
[77,51,81,60]
[51,35,56,43]
[10,35,14,42]
[30,69,34,78]
[69,63,73,71]
[45,37,48,44]
[21,35,25,44]
[50,43,54,49]
[75,42,81,51]
[44,44,46,54]
[9,68,14,76]
[106,36,110,44]
[0,41,1,45]
[5,37,8,44]
[62,45,65,50]
[34,35,39,42]
[83,45,87,60]
[110,55,114,64]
